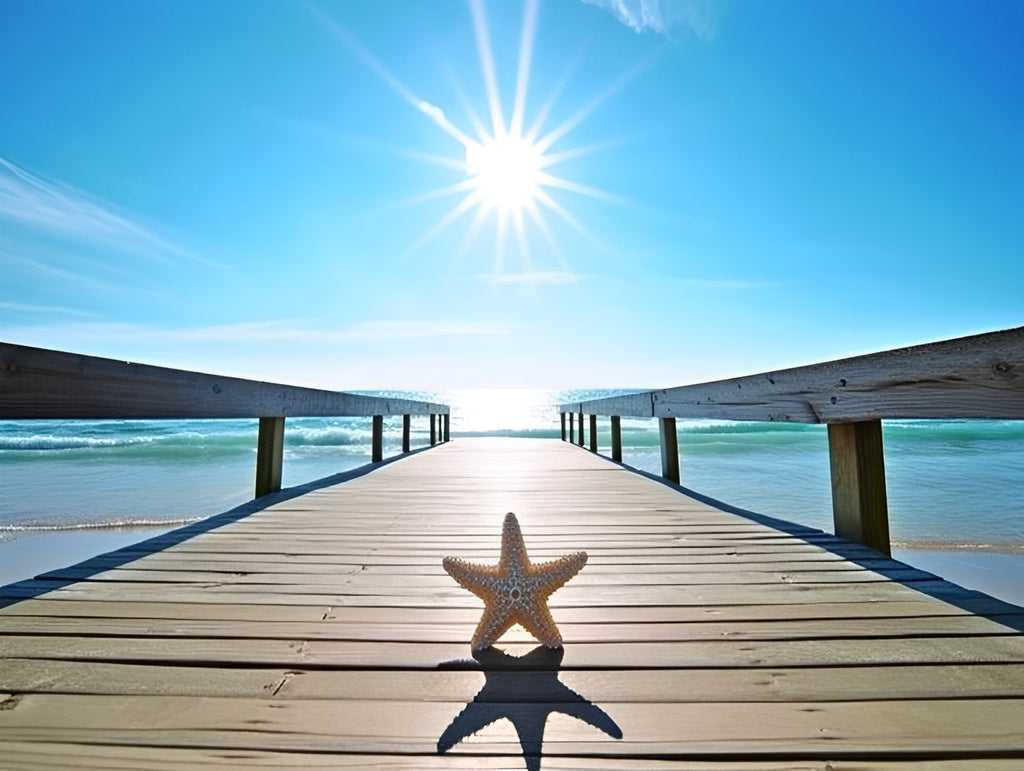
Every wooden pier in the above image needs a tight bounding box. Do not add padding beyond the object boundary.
[2,330,1024,768]
[2,437,1023,768]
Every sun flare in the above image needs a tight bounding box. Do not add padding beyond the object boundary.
[315,0,635,276]
[465,132,544,214]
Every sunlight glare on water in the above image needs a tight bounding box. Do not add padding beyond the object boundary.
[446,388,557,434]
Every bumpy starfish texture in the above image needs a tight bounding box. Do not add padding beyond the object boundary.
[443,512,587,650]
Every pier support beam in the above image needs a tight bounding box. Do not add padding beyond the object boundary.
[443,413,450,442]
[659,417,680,484]
[560,413,567,442]
[568,413,575,443]
[402,414,411,453]
[255,416,285,498]
[611,416,622,462]
[589,414,598,453]
[828,420,891,555]
[577,411,585,447]
[430,414,437,446]
[372,415,384,462]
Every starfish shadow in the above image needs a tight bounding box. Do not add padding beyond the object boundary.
[437,645,622,771]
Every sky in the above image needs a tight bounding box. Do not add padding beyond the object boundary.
[2,0,1022,390]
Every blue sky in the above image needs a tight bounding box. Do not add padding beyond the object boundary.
[2,0,1021,389]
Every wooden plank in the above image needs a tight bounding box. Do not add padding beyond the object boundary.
[1,693,1022,756]
[4,635,1023,669]
[0,342,448,419]
[254,416,285,497]
[610,415,622,462]
[829,420,891,554]
[651,326,1024,423]
[7,659,1024,702]
[3,743,1016,771]
[659,417,680,483]
[371,414,383,463]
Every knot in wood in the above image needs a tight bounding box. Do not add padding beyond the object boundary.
[991,361,1013,376]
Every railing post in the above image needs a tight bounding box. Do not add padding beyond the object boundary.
[371,415,384,462]
[255,416,285,497]
[828,420,891,555]
[402,414,411,453]
[560,412,567,442]
[611,415,622,462]
[659,417,680,483]
[429,414,437,446]
[577,411,585,447]
[443,413,450,442]
[589,414,598,453]
[569,413,575,443]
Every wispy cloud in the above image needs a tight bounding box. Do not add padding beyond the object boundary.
[475,271,584,286]
[1,320,513,345]
[0,157,207,267]
[0,300,100,318]
[583,0,716,40]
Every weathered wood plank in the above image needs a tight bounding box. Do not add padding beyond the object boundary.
[0,342,448,419]
[1,694,1022,756]
[7,659,1024,702]
[254,416,285,497]
[3,742,1017,770]
[829,419,891,553]
[651,326,1024,423]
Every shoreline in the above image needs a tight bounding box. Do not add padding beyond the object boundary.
[2,527,1022,608]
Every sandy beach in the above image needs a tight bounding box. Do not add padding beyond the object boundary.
[3,527,1022,609]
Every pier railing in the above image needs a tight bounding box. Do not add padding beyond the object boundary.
[559,326,1024,555]
[0,342,450,497]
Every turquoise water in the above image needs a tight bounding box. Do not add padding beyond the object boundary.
[1,389,1022,552]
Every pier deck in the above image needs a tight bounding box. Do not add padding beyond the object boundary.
[1,437,1023,768]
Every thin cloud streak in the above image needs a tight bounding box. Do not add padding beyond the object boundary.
[583,0,716,40]
[3,320,513,346]
[0,157,205,267]
[0,300,100,318]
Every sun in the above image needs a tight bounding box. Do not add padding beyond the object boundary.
[465,132,544,214]
[314,0,638,276]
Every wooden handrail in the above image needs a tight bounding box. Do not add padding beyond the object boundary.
[1,342,450,497]
[559,326,1024,554]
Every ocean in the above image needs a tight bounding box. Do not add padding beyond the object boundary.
[2,388,1022,600]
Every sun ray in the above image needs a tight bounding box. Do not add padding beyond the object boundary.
[402,192,482,258]
[533,187,606,249]
[470,0,506,138]
[510,0,540,140]
[535,48,663,155]
[524,202,570,272]
[315,1,635,277]
[512,207,533,275]
[535,172,631,205]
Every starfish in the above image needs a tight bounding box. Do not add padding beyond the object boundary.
[442,512,587,650]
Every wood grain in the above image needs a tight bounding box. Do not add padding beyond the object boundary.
[2,438,1023,769]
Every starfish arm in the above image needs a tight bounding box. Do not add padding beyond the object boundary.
[499,511,530,572]
[534,551,587,595]
[514,601,563,648]
[471,603,516,651]
[442,556,496,597]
